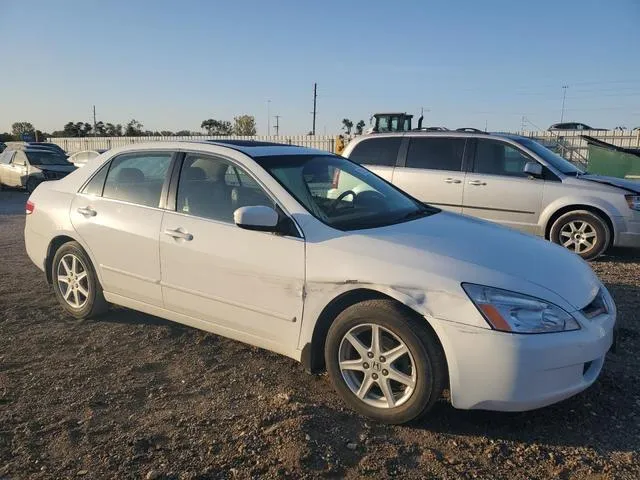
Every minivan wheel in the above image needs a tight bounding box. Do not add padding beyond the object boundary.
[550,210,610,260]
[26,177,41,193]
[51,241,108,319]
[325,299,446,424]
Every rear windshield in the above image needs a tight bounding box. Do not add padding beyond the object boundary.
[26,151,71,166]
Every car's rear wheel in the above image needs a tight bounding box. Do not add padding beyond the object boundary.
[51,241,108,319]
[325,299,446,424]
[550,210,610,260]
[26,177,41,193]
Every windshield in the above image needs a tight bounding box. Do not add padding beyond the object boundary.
[514,138,583,175]
[26,151,71,166]
[254,154,438,230]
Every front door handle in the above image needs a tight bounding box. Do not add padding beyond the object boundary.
[164,228,193,241]
[468,180,487,186]
[444,177,462,184]
[77,207,97,217]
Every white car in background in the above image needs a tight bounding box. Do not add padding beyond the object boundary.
[24,140,616,424]
[68,149,108,168]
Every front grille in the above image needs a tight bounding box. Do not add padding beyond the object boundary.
[581,289,608,319]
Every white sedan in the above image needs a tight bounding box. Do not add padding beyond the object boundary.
[24,140,616,424]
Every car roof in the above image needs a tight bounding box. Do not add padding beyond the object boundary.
[101,140,330,159]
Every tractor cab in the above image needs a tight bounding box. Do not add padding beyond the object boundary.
[368,113,413,133]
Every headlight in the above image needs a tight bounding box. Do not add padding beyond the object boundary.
[626,195,640,211]
[462,284,580,333]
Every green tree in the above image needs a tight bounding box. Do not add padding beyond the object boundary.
[233,115,257,136]
[174,130,192,136]
[355,120,366,135]
[124,119,144,136]
[11,122,35,138]
[342,118,353,135]
[160,130,174,136]
[0,132,15,142]
[94,121,106,136]
[104,123,123,136]
[201,118,233,135]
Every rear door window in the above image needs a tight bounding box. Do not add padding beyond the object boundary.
[406,137,466,171]
[348,137,401,167]
[102,153,172,207]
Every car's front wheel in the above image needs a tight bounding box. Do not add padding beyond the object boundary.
[549,210,610,260]
[325,299,446,424]
[51,241,109,319]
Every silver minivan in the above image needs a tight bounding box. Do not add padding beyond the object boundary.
[342,132,640,260]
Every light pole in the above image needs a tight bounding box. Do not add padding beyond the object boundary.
[267,100,271,137]
[560,85,568,123]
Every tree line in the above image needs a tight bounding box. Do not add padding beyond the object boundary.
[341,119,367,135]
[1,115,258,142]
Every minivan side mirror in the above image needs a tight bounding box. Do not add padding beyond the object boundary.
[234,205,279,232]
[523,161,543,178]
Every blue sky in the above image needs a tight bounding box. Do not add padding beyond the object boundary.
[1,0,639,135]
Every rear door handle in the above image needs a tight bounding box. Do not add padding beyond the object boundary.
[164,228,193,241]
[77,207,97,217]
[444,178,462,184]
[468,180,487,186]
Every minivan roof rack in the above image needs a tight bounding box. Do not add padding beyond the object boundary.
[455,128,488,133]
[413,126,449,132]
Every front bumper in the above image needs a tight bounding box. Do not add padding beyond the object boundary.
[613,214,640,248]
[433,302,616,412]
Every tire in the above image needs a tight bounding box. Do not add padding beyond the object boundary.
[549,210,610,260]
[325,299,446,424]
[26,177,41,193]
[51,241,109,319]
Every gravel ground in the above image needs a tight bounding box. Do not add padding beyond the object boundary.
[1,189,639,479]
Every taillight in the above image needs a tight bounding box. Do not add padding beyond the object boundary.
[26,200,35,215]
[332,169,341,189]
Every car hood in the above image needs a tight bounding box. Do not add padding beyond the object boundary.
[333,212,600,312]
[33,164,76,173]
[579,174,640,193]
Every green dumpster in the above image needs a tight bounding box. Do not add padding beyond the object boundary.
[586,144,640,179]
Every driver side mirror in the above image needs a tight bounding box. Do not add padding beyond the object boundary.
[523,161,543,178]
[234,205,279,232]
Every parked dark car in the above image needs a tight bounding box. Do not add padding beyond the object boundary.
[548,122,607,131]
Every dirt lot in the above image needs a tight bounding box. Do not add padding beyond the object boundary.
[0,189,639,479]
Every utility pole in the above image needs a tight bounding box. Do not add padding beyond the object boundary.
[560,85,568,123]
[312,83,317,136]
[267,100,271,137]
[93,105,97,137]
[521,115,526,132]
[273,115,280,136]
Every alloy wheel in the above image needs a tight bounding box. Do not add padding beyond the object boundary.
[56,253,90,309]
[559,220,597,255]
[338,323,417,409]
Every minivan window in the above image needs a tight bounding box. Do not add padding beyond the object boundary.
[514,138,582,175]
[102,153,172,207]
[406,137,465,171]
[255,154,437,231]
[473,139,532,177]
[348,137,401,167]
